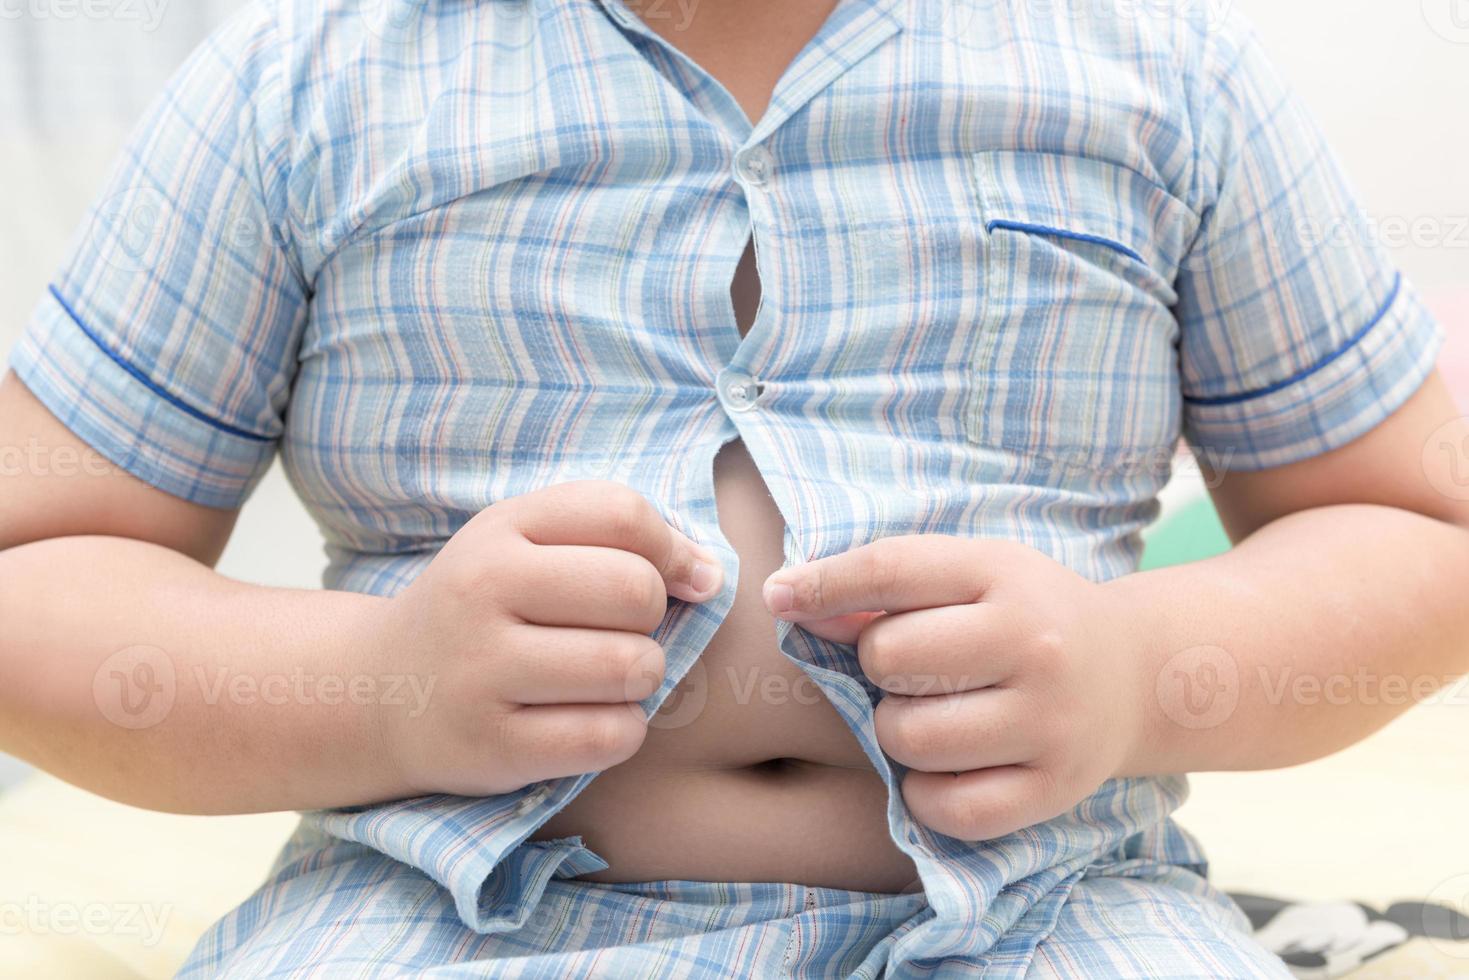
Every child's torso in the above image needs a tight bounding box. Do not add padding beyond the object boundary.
[273,0,1205,889]
[536,5,921,889]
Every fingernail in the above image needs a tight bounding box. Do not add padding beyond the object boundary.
[690,561,721,595]
[763,580,795,615]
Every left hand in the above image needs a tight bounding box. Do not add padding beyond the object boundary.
[761,534,1147,841]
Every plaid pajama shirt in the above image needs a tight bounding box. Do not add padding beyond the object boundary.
[10,0,1442,974]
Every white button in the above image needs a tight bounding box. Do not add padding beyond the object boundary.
[513,784,552,816]
[718,368,763,412]
[735,145,774,187]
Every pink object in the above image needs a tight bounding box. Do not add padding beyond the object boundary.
[1427,289,1469,411]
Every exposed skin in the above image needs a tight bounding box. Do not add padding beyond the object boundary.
[765,372,1469,842]
[1,0,1464,896]
[0,368,724,813]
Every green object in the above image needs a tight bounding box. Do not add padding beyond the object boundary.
[1139,496,1232,570]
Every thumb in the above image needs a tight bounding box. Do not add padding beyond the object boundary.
[788,610,886,645]
[662,528,726,604]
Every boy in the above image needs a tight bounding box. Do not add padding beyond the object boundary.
[1,0,1464,974]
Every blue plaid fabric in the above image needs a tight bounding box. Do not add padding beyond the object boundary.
[10,0,1441,974]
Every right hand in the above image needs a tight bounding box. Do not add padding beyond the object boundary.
[364,480,725,798]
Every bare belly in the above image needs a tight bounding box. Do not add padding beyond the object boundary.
[533,437,920,893]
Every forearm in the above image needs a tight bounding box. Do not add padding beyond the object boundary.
[0,534,411,814]
[1112,503,1469,776]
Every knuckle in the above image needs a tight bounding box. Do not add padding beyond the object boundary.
[805,568,825,613]
[606,486,653,540]
[1026,626,1067,675]
[859,626,899,687]
[633,637,667,692]
[864,545,903,597]
[938,788,998,841]
[439,553,494,605]
[486,713,534,788]
[615,566,660,615]
[607,635,664,698]
[582,710,647,763]
[886,703,938,761]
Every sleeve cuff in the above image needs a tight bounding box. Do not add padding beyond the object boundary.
[1183,274,1446,472]
[8,288,278,509]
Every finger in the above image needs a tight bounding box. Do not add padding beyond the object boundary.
[792,611,884,645]
[499,625,665,705]
[874,690,1035,773]
[509,480,724,603]
[509,545,676,633]
[857,603,1024,694]
[503,702,649,782]
[762,534,1000,623]
[901,765,1061,842]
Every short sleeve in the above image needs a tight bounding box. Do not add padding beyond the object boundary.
[1174,13,1444,472]
[8,0,307,509]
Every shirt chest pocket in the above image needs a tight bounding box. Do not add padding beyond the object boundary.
[966,150,1195,472]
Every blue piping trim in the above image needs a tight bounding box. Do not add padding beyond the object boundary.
[1184,272,1404,408]
[46,285,274,443]
[986,219,1147,265]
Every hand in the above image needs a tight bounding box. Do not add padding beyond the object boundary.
[760,535,1146,841]
[366,480,724,798]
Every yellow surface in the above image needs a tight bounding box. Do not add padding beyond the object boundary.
[0,775,296,978]
[1179,698,1469,910]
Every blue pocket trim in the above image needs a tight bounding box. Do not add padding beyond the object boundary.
[47,284,274,443]
[1183,272,1403,408]
[985,219,1147,266]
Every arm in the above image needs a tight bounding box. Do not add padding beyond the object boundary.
[0,370,722,816]
[0,369,400,814]
[1111,369,1469,774]
[758,371,1469,840]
